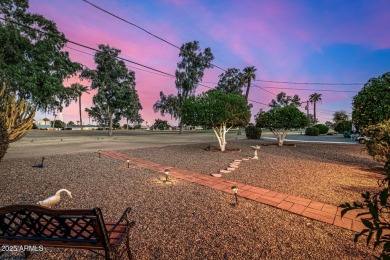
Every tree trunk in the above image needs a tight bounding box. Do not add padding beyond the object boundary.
[314,102,317,125]
[278,136,284,146]
[179,120,183,134]
[79,94,83,131]
[245,79,251,100]
[126,118,129,130]
[108,106,113,136]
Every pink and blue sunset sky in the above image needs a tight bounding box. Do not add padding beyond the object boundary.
[30,0,390,125]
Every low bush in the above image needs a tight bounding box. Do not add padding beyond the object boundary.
[313,124,329,135]
[343,131,351,138]
[245,125,262,139]
[305,127,319,136]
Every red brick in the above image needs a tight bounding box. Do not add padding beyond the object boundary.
[260,195,283,204]
[308,201,324,210]
[351,220,366,232]
[335,207,360,219]
[301,211,334,224]
[254,196,280,207]
[289,204,306,215]
[263,191,278,198]
[277,201,294,210]
[238,190,253,198]
[245,192,261,200]
[274,193,289,200]
[249,187,270,195]
[304,207,335,219]
[239,185,253,191]
[285,195,311,206]
[333,216,353,230]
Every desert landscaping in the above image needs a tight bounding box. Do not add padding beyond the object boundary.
[0,130,385,259]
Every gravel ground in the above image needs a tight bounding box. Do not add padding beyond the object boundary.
[122,139,384,206]
[0,141,383,259]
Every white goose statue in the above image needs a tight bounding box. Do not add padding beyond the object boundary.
[38,189,73,208]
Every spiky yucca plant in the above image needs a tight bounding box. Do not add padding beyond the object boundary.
[0,83,36,143]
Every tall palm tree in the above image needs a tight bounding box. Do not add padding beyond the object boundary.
[309,93,322,124]
[242,66,257,100]
[70,83,90,130]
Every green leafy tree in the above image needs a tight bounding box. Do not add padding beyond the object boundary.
[42,117,50,125]
[325,121,333,128]
[121,85,143,130]
[255,106,307,146]
[340,119,390,258]
[82,44,139,136]
[69,83,89,130]
[182,91,250,151]
[215,68,244,95]
[67,121,75,125]
[52,120,65,129]
[242,66,257,100]
[154,41,214,134]
[333,110,349,123]
[309,93,322,124]
[352,72,390,129]
[152,119,170,130]
[0,0,81,112]
[269,92,301,108]
[334,120,352,134]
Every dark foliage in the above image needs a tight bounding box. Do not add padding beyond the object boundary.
[305,127,319,136]
[245,125,262,139]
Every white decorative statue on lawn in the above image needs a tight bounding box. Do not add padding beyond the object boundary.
[250,145,261,159]
[38,189,73,208]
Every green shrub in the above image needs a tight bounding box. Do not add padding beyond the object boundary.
[32,123,38,129]
[334,120,352,134]
[0,118,9,162]
[340,120,390,258]
[343,131,351,138]
[313,124,329,135]
[305,127,319,136]
[245,125,262,139]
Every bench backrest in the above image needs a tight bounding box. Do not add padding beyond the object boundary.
[0,205,109,249]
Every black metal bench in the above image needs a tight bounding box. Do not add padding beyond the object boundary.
[0,204,135,259]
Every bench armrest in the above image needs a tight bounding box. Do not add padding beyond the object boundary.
[108,207,132,234]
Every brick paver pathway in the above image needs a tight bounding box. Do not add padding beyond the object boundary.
[102,150,364,232]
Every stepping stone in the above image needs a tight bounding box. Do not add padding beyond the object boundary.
[211,173,222,178]
[219,169,231,174]
[229,165,239,168]
[234,160,242,162]
[242,158,250,161]
[227,167,235,171]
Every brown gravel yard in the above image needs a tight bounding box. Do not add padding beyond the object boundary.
[0,140,384,259]
[122,139,385,206]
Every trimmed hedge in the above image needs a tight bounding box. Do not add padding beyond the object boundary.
[245,125,262,139]
[305,127,319,136]
[313,124,329,135]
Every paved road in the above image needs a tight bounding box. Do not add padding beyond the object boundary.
[6,130,246,159]
[5,129,358,159]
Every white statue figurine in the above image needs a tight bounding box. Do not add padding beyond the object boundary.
[38,189,73,208]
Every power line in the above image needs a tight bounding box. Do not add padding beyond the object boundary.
[253,86,358,93]
[255,79,365,85]
[81,0,228,72]
[0,17,175,77]
[65,46,175,78]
